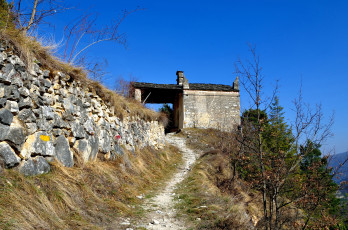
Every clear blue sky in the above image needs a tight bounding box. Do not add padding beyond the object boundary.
[37,0,347,153]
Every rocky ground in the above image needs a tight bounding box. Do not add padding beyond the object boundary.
[119,133,198,230]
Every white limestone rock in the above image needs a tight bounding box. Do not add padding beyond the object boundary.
[0,142,21,168]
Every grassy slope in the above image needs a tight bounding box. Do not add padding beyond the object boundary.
[175,129,263,230]
[0,146,182,230]
[0,7,178,230]
[0,29,160,121]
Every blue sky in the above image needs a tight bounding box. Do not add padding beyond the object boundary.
[37,0,347,153]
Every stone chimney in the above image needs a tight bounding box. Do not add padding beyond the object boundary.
[176,71,184,86]
[233,76,239,91]
[176,70,189,89]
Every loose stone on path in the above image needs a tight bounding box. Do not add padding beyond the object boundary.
[135,133,198,230]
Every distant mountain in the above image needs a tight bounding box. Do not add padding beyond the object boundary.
[328,151,348,195]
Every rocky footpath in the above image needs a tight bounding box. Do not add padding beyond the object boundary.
[135,134,197,230]
[0,40,165,176]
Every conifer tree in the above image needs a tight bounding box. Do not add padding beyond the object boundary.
[235,45,337,229]
[263,96,294,155]
[297,140,340,229]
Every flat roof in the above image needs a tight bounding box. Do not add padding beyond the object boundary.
[132,82,237,92]
[132,82,181,90]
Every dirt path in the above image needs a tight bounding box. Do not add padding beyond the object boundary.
[135,133,197,229]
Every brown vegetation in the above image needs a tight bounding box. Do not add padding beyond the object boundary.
[0,28,160,121]
[0,146,182,229]
[175,128,308,230]
[175,129,262,230]
[0,1,159,121]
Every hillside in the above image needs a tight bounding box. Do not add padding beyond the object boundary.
[0,8,184,229]
[0,144,182,229]
[329,151,348,195]
[0,17,170,174]
[172,129,347,229]
[0,2,346,229]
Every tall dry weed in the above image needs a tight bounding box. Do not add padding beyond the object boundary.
[0,145,182,229]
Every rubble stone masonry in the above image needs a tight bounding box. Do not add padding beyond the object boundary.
[0,40,165,176]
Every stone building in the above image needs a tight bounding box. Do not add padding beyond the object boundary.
[133,71,240,131]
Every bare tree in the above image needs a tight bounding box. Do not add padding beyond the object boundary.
[235,44,271,229]
[113,74,137,98]
[62,8,141,64]
[12,0,68,34]
[235,44,337,230]
[61,8,142,82]
[75,56,109,83]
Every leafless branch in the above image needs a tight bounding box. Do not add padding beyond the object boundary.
[10,0,70,34]
[113,75,137,98]
[292,84,334,149]
[63,8,143,64]
[24,0,38,32]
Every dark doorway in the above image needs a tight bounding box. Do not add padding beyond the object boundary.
[132,83,184,131]
[158,104,174,133]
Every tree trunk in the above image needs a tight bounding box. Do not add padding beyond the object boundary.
[269,193,273,230]
[259,133,268,230]
[275,188,280,230]
[24,0,38,33]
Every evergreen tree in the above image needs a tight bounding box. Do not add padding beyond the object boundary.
[263,96,294,155]
[236,45,338,229]
[159,103,173,117]
[298,140,340,229]
[240,97,301,229]
[158,104,174,132]
[242,108,268,127]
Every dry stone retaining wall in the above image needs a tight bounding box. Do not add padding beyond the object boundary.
[0,40,165,176]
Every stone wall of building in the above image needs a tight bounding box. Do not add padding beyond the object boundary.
[183,90,240,130]
[0,40,165,176]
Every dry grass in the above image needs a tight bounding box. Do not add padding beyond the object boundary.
[177,128,222,152]
[157,112,169,128]
[0,145,182,230]
[176,129,306,229]
[0,29,159,121]
[175,151,262,230]
[175,129,263,230]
